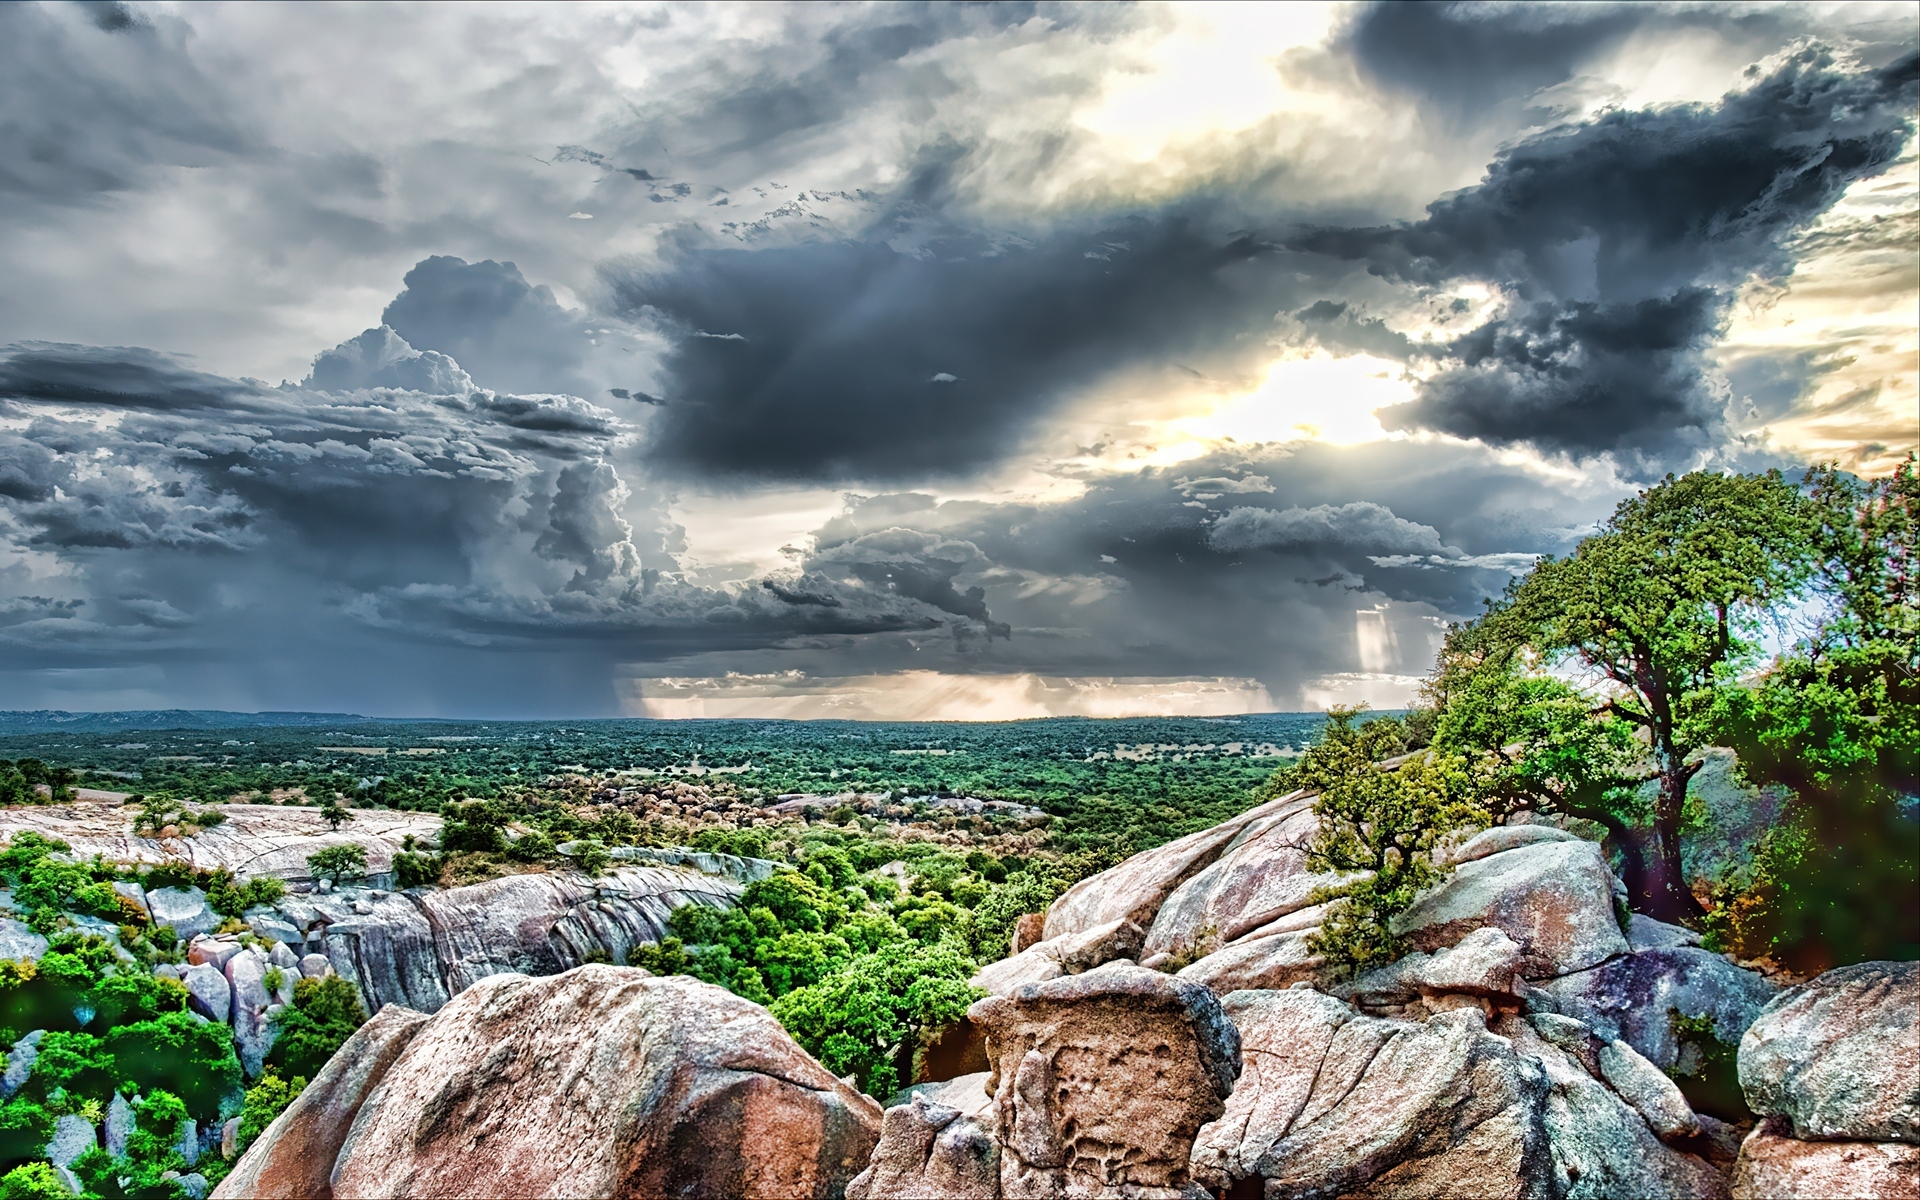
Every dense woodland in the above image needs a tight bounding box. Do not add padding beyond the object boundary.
[0,462,1912,1198]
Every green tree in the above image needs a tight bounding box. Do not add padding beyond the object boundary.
[318,802,353,832]
[0,1163,67,1200]
[1497,470,1815,922]
[268,975,366,1079]
[770,939,982,1098]
[235,1070,308,1157]
[305,845,367,887]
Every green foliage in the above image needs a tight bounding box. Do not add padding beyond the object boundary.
[573,841,610,876]
[966,870,1064,961]
[305,844,367,887]
[317,802,353,832]
[627,936,693,976]
[1665,1009,1748,1123]
[0,1097,55,1176]
[770,938,983,1098]
[392,851,439,890]
[1494,469,1816,921]
[267,975,366,1080]
[235,1070,307,1157]
[205,869,287,919]
[440,801,509,853]
[0,1163,67,1200]
[107,1012,244,1120]
[1297,709,1488,974]
[0,834,125,923]
[692,827,772,859]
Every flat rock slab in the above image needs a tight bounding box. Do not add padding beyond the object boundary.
[0,801,443,884]
[1739,959,1919,1143]
[1143,798,1329,957]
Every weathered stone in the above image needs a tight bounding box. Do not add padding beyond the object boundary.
[1393,839,1630,978]
[973,920,1146,995]
[1630,913,1704,951]
[212,1004,431,1200]
[176,1118,201,1167]
[53,1164,82,1196]
[1344,927,1527,1012]
[2,1029,44,1099]
[182,962,232,1024]
[1193,990,1727,1200]
[112,879,150,921]
[1739,959,1920,1144]
[1731,1118,1920,1200]
[106,1092,135,1158]
[1544,947,1775,1072]
[147,887,219,941]
[1042,790,1312,941]
[966,963,1239,1197]
[187,936,243,970]
[45,1114,96,1168]
[1142,795,1334,958]
[849,1091,1001,1200]
[972,950,1064,996]
[1443,824,1583,866]
[266,941,300,972]
[1176,930,1327,995]
[297,953,332,979]
[1598,1037,1700,1139]
[1011,912,1046,954]
[323,967,880,1199]
[220,1117,238,1161]
[0,919,47,964]
[226,949,276,1076]
[249,915,303,949]
[174,1173,209,1200]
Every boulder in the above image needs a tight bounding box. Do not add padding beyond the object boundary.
[316,890,450,1016]
[268,941,301,972]
[1142,795,1332,958]
[849,1091,1000,1200]
[324,966,881,1199]
[147,887,219,941]
[297,953,332,979]
[1042,790,1311,941]
[1597,1037,1700,1139]
[112,879,151,921]
[249,915,303,949]
[1442,824,1582,866]
[226,949,276,1076]
[0,919,47,964]
[213,1004,432,1200]
[182,962,233,1024]
[106,1092,135,1158]
[1730,1118,1920,1200]
[1392,839,1630,978]
[1629,913,1704,952]
[1739,959,1919,1143]
[1342,927,1527,1013]
[187,937,243,970]
[1011,913,1046,954]
[1176,930,1327,995]
[221,1117,238,1160]
[1191,988,1727,1200]
[45,1113,96,1169]
[1543,947,1776,1071]
[2,1030,43,1099]
[971,920,1145,995]
[965,964,1239,1197]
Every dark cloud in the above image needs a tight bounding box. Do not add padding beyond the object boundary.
[0,1,246,201]
[1295,47,1919,465]
[617,218,1290,480]
[0,342,255,410]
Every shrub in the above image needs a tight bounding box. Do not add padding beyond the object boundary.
[235,1070,307,1157]
[770,939,982,1098]
[627,937,692,975]
[392,852,439,890]
[0,1163,67,1200]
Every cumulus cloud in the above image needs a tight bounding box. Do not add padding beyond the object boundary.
[1208,502,1450,556]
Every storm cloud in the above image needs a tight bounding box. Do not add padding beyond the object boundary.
[619,219,1288,480]
[1296,46,1919,465]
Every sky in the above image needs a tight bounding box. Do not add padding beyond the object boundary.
[0,1,1915,721]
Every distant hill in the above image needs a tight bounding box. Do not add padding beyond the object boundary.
[0,709,377,734]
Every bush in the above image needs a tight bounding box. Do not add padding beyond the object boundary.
[0,1163,66,1200]
[206,869,288,918]
[627,937,693,976]
[235,1070,307,1157]
[392,852,439,890]
[770,939,982,1098]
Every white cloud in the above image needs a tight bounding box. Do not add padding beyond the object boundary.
[621,670,1275,720]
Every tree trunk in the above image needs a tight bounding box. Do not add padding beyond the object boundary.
[1641,765,1707,925]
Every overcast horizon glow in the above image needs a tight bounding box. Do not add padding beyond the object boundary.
[1,1,1914,720]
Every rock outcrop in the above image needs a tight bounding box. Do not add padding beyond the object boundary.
[223,966,881,1200]
[971,919,1145,995]
[1190,988,1726,1200]
[1391,838,1629,978]
[852,964,1239,1199]
[0,801,442,886]
[1728,960,1919,1199]
[214,1004,431,1200]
